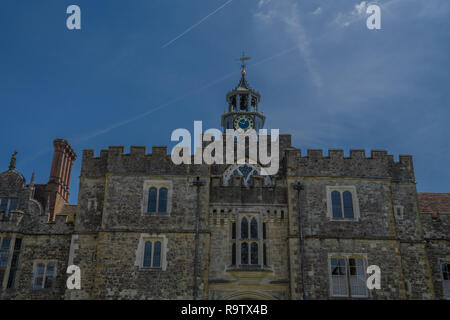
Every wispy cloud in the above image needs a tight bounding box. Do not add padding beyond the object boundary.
[312,7,322,15]
[332,0,411,28]
[334,1,368,27]
[254,1,323,88]
[161,0,233,48]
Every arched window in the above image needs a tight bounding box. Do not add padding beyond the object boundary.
[148,187,157,213]
[250,243,258,265]
[241,243,248,264]
[241,218,248,239]
[250,218,258,239]
[223,164,272,186]
[343,191,354,219]
[158,188,168,213]
[331,191,342,219]
[232,222,236,240]
[153,241,161,268]
[143,241,152,268]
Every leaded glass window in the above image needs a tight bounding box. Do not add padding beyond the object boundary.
[153,241,161,268]
[241,218,248,239]
[148,187,157,213]
[250,218,258,239]
[250,243,258,265]
[343,191,354,219]
[331,191,342,219]
[330,256,368,298]
[142,240,163,268]
[329,188,357,220]
[241,243,248,264]
[33,262,55,290]
[158,188,168,213]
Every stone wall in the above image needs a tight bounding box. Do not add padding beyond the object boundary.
[2,233,71,300]
[89,231,209,299]
[1,141,447,300]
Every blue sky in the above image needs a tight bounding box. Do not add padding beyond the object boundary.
[0,0,449,203]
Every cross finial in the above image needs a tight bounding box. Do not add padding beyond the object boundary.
[8,151,17,171]
[236,52,251,74]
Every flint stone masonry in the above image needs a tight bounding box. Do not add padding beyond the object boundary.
[3,67,448,299]
[1,139,449,300]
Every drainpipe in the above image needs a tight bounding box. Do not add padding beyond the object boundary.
[293,181,306,300]
[193,176,204,300]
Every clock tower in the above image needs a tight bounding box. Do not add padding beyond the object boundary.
[221,53,265,132]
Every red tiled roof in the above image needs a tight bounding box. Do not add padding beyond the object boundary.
[418,193,450,214]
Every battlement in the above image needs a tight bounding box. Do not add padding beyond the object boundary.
[285,148,415,182]
[286,148,403,160]
[83,145,168,159]
[81,143,415,182]
[81,145,208,177]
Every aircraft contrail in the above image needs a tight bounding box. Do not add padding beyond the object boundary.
[19,46,298,166]
[161,0,234,48]
[73,46,299,145]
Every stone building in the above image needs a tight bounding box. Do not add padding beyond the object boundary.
[0,68,449,300]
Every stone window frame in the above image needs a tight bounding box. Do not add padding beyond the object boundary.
[0,236,21,290]
[31,260,57,291]
[393,205,404,220]
[231,212,268,268]
[141,180,173,216]
[0,236,12,289]
[326,186,360,221]
[6,237,21,289]
[328,253,369,298]
[135,233,168,271]
[0,198,18,220]
[440,260,450,299]
[87,198,97,212]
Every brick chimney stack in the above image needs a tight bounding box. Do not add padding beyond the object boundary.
[46,139,77,221]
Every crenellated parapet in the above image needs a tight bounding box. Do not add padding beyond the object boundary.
[81,145,209,177]
[285,148,415,182]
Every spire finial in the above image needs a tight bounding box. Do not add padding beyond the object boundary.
[237,52,251,75]
[8,151,17,171]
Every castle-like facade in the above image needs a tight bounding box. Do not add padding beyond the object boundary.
[0,69,449,300]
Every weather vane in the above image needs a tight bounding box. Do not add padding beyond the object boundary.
[236,52,251,74]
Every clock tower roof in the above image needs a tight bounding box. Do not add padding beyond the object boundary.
[221,53,266,132]
[235,70,252,90]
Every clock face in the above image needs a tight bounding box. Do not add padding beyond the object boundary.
[234,115,254,131]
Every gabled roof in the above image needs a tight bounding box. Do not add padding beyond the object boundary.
[418,193,450,214]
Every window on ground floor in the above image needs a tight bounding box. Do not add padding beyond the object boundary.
[329,255,368,298]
